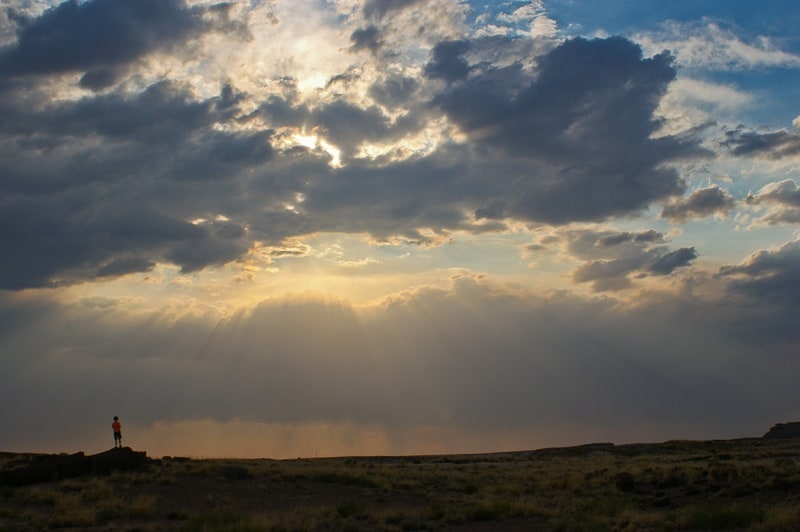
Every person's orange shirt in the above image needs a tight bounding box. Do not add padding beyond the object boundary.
[112,421,121,432]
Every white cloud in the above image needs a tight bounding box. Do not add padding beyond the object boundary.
[655,77,753,135]
[495,0,558,38]
[635,20,800,70]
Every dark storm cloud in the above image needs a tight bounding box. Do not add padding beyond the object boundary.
[165,223,249,273]
[425,40,472,82]
[0,195,250,288]
[597,229,663,247]
[52,81,218,143]
[432,37,706,223]
[0,0,222,78]
[349,25,382,54]
[567,229,697,291]
[0,80,239,146]
[368,75,419,107]
[723,127,800,159]
[79,67,124,91]
[256,95,311,128]
[0,79,274,289]
[363,0,423,20]
[96,256,156,278]
[661,185,736,222]
[257,95,426,157]
[314,100,425,156]
[282,36,708,242]
[2,277,798,450]
[649,247,697,275]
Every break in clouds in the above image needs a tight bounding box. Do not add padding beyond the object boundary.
[1,0,799,454]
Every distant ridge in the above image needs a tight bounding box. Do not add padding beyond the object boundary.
[763,421,800,439]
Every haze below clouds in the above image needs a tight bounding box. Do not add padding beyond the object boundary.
[1,0,799,457]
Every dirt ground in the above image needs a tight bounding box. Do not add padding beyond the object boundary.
[1,437,799,530]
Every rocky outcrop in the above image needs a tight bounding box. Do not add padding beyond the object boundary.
[763,422,800,439]
[0,447,147,486]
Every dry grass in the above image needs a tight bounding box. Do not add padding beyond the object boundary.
[1,438,799,530]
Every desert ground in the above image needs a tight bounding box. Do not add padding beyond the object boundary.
[1,437,800,531]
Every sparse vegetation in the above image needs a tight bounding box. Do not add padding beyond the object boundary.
[1,438,799,530]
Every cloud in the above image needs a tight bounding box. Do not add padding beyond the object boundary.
[483,0,557,40]
[349,25,383,54]
[425,39,472,82]
[661,185,736,222]
[0,0,227,79]
[0,3,710,290]
[363,0,424,21]
[649,247,698,275]
[432,36,706,223]
[744,179,800,225]
[724,127,800,159]
[368,75,419,107]
[717,240,800,310]
[635,20,800,70]
[565,229,697,291]
[0,79,274,289]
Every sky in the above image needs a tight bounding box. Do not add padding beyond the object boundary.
[1,0,799,459]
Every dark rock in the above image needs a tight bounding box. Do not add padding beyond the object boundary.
[90,447,147,475]
[0,447,147,486]
[763,422,800,439]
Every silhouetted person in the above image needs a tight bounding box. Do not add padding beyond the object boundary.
[112,416,122,448]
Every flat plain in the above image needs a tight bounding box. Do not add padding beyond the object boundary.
[1,437,799,531]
